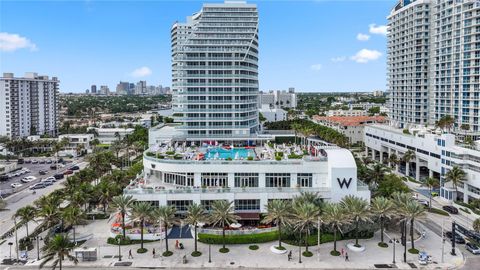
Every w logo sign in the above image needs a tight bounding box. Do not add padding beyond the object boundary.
[337,178,352,189]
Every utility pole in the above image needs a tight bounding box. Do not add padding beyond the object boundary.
[451,221,456,256]
[14,217,19,261]
[317,216,321,262]
[441,219,445,263]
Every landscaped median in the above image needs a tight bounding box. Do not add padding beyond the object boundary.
[198,230,279,245]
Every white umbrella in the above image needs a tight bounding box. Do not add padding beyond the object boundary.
[230,223,242,229]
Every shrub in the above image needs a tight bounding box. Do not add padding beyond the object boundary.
[191,251,202,257]
[275,156,282,161]
[428,207,449,216]
[275,246,286,250]
[87,213,110,220]
[247,156,254,161]
[165,151,175,155]
[107,235,158,246]
[145,152,155,157]
[137,248,148,253]
[460,207,471,214]
[198,231,279,245]
[226,157,232,161]
[162,250,173,257]
[408,248,419,254]
[173,155,183,160]
[303,251,313,257]
[288,153,303,159]
[330,250,340,256]
[249,245,259,250]
[219,247,229,253]
[378,242,388,248]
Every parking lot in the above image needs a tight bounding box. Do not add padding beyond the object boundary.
[0,157,78,196]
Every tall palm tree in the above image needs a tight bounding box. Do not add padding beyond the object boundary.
[403,200,426,251]
[323,203,349,255]
[369,164,388,188]
[35,200,60,232]
[388,153,399,168]
[262,200,292,249]
[184,204,206,255]
[40,234,78,270]
[290,202,319,253]
[61,206,85,244]
[111,195,136,239]
[371,197,395,245]
[14,205,36,238]
[153,205,177,254]
[208,200,238,251]
[445,166,466,201]
[424,177,439,210]
[340,195,371,247]
[95,180,120,213]
[402,150,416,177]
[293,191,322,208]
[131,202,154,251]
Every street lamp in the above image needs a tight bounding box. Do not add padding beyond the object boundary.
[8,242,13,260]
[389,238,399,264]
[208,241,212,263]
[34,236,43,260]
[117,238,122,261]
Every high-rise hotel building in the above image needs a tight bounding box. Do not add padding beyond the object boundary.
[0,72,59,138]
[171,0,259,139]
[388,0,480,136]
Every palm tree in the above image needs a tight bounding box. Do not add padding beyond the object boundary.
[403,200,426,251]
[473,218,480,233]
[111,195,136,239]
[35,199,60,232]
[184,204,206,255]
[323,203,349,255]
[290,202,320,254]
[424,177,439,210]
[402,150,416,178]
[371,197,395,245]
[131,202,154,251]
[340,195,371,247]
[445,166,466,201]
[61,206,85,244]
[14,205,36,238]
[153,205,177,255]
[208,200,238,251]
[293,191,322,208]
[369,164,388,188]
[262,200,292,249]
[388,153,399,168]
[95,180,120,213]
[40,234,78,270]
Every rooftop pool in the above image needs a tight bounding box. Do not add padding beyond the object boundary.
[205,147,255,160]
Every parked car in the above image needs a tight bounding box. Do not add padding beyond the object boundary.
[0,174,8,182]
[69,165,80,171]
[21,176,37,183]
[39,160,46,164]
[442,205,459,214]
[39,170,48,175]
[11,183,23,188]
[466,242,480,255]
[24,159,32,164]
[54,173,64,180]
[43,176,56,182]
[417,199,429,207]
[64,170,74,175]
[41,180,54,186]
[29,183,46,190]
[31,160,38,164]
[50,164,59,170]
[46,160,53,164]
[445,231,465,244]
[17,159,24,164]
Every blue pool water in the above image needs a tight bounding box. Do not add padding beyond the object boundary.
[205,147,254,160]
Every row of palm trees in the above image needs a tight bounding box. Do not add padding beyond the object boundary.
[112,191,426,258]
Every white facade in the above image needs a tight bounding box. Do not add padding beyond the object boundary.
[58,134,95,154]
[171,1,259,139]
[90,127,134,144]
[326,110,368,117]
[0,72,59,138]
[258,89,297,109]
[364,124,480,203]
[126,148,370,213]
[258,105,287,122]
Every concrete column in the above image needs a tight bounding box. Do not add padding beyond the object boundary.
[387,148,392,167]
[415,158,420,181]
[194,173,201,187]
[379,150,383,164]
[405,161,410,177]
[228,172,235,188]
[259,173,266,188]
[428,169,433,178]
[395,150,399,172]
[365,147,369,157]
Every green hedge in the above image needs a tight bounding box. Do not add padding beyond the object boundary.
[198,231,279,245]
[456,201,480,215]
[107,235,158,246]
[428,207,449,216]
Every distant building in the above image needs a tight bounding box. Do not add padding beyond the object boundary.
[326,109,368,117]
[313,115,387,144]
[91,85,97,94]
[89,127,134,144]
[259,89,296,109]
[58,133,95,156]
[85,89,89,94]
[99,85,110,95]
[135,81,146,95]
[0,72,59,138]
[372,90,384,97]
[116,81,130,95]
[259,104,287,122]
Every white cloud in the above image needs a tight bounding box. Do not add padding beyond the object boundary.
[130,66,152,78]
[369,24,388,35]
[356,33,370,41]
[0,32,37,52]
[310,64,322,71]
[331,56,346,63]
[350,49,382,63]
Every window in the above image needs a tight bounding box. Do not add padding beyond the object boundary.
[234,199,260,211]
[265,173,290,187]
[201,172,228,187]
[164,172,194,186]
[297,173,312,187]
[234,173,258,187]
[167,200,192,212]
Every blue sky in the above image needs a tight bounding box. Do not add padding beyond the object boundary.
[0,0,394,93]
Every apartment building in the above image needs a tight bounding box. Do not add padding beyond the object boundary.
[258,88,297,109]
[313,115,386,144]
[0,72,59,138]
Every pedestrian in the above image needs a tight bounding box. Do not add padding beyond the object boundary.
[345,252,349,261]
[176,240,179,249]
[341,248,344,257]
[288,250,292,261]
[152,248,156,258]
[128,249,133,259]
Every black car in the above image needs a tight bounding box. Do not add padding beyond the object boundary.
[69,165,80,171]
[39,170,48,175]
[54,173,64,180]
[445,231,466,244]
[17,159,24,164]
[442,205,459,214]
[0,174,9,182]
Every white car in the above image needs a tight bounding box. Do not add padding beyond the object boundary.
[42,177,56,183]
[21,176,37,183]
[11,183,23,188]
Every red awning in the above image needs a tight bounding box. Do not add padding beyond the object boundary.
[236,212,260,220]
